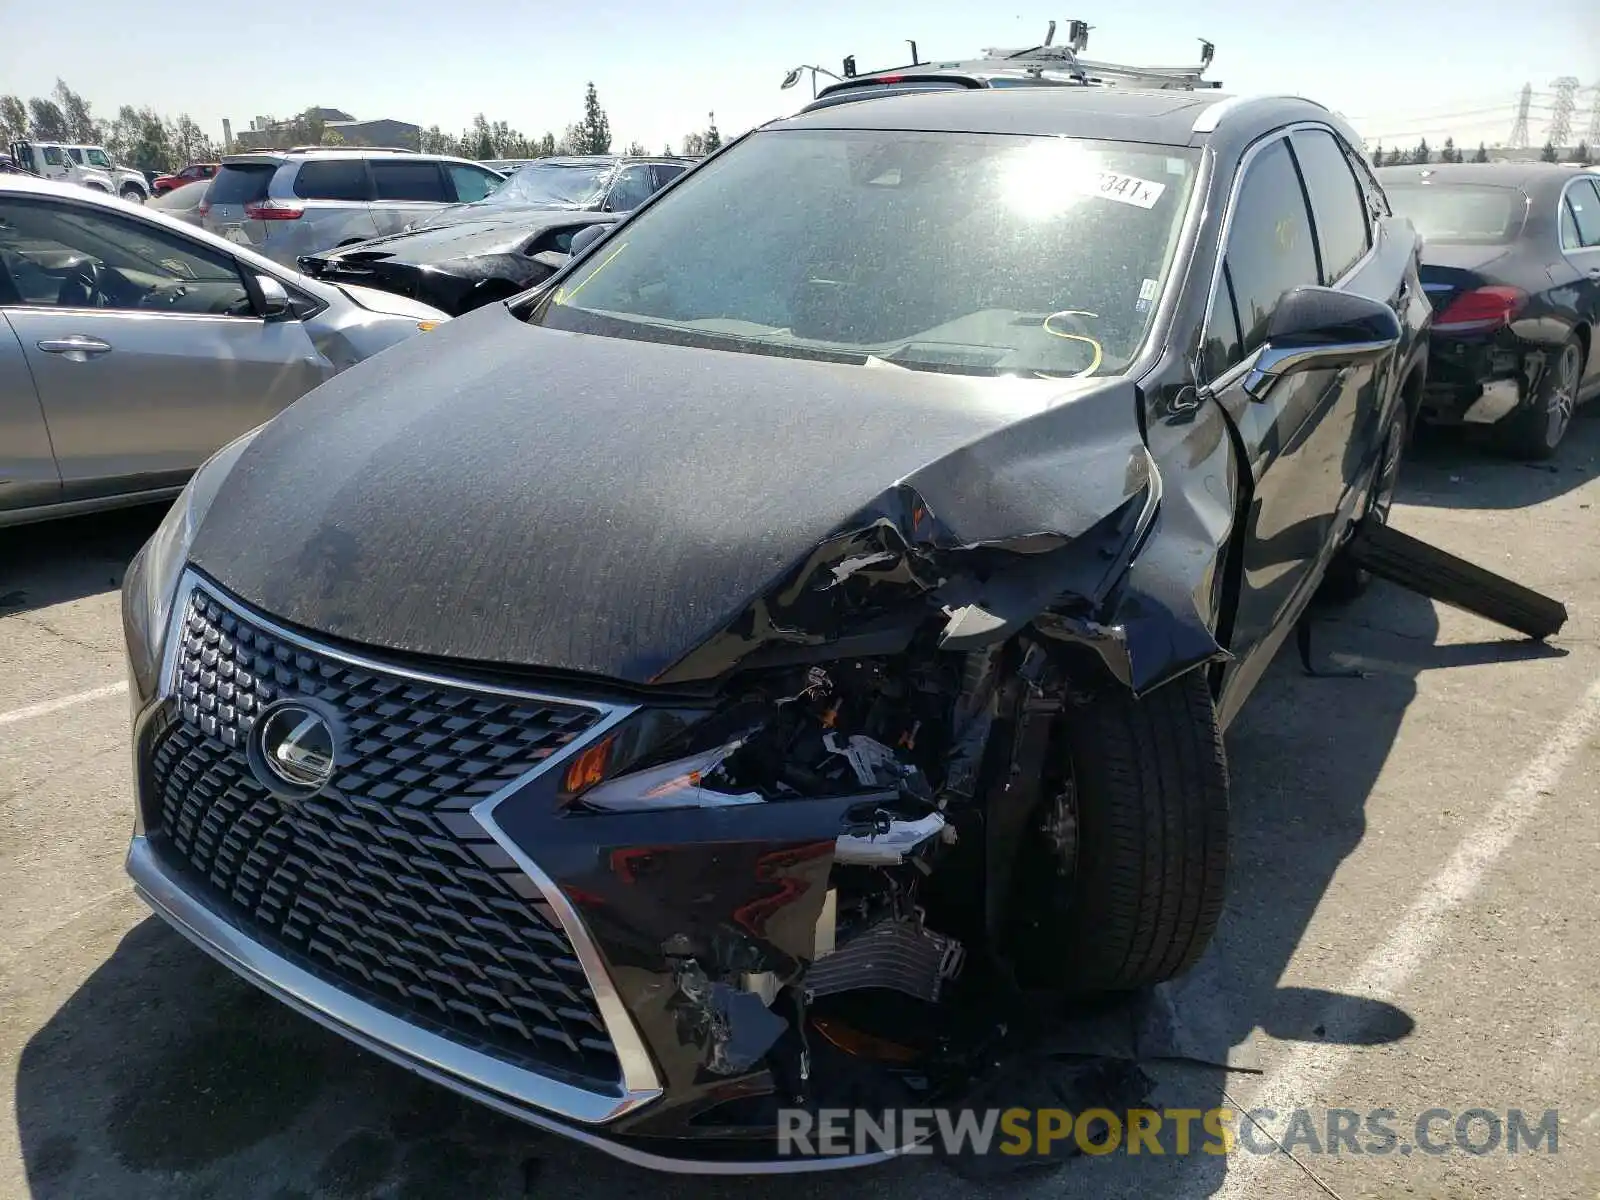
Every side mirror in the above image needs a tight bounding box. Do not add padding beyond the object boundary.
[255,275,292,320]
[567,223,609,258]
[1243,286,1401,401]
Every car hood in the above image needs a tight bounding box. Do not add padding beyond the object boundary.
[413,199,592,230]
[332,282,449,321]
[188,302,1153,685]
[316,215,608,268]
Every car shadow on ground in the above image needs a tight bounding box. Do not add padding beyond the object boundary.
[1398,406,1600,511]
[0,504,167,616]
[11,477,1568,1199]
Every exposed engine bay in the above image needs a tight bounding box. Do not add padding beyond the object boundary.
[567,637,1069,1118]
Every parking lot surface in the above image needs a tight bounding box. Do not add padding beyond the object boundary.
[3,418,1599,1200]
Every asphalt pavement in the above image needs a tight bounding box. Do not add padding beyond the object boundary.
[2,416,1598,1200]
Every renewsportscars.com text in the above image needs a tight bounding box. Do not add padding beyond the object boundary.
[777,1107,1561,1158]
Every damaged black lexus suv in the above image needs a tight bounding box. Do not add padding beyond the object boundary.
[122,87,1431,1170]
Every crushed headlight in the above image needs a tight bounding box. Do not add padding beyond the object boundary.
[122,425,263,701]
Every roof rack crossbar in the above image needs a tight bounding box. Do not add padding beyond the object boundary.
[823,21,1219,94]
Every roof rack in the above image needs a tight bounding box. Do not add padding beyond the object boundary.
[282,144,418,154]
[812,20,1221,94]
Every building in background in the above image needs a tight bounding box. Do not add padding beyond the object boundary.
[230,109,420,151]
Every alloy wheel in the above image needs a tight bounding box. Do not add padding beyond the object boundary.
[1544,343,1580,449]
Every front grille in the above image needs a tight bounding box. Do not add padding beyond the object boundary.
[146,582,620,1084]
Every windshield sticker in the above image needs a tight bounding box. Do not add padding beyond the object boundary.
[1083,172,1166,208]
[1135,277,1160,314]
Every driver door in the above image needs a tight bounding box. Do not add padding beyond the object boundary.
[0,194,330,500]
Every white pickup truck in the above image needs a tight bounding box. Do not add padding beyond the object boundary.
[6,140,149,202]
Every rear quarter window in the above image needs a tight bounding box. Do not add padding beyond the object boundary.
[371,160,448,202]
[211,164,276,205]
[293,160,371,202]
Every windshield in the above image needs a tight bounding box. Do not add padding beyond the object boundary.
[529,130,1198,376]
[487,162,613,208]
[1383,183,1527,244]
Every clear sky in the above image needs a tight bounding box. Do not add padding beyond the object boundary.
[2,0,1597,153]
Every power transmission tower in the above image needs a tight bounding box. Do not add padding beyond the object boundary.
[1509,83,1532,149]
[1549,76,1580,149]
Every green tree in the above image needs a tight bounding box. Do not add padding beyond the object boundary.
[662,141,674,156]
[27,98,68,141]
[1540,140,1558,162]
[534,132,556,157]
[575,82,611,154]
[1575,141,1592,166]
[1440,137,1457,163]
[1472,142,1489,163]
[1411,137,1430,165]
[169,113,217,162]
[1371,143,1383,166]
[128,109,174,172]
[625,140,647,156]
[0,96,26,143]
[703,112,721,152]
[51,79,97,142]
[556,122,583,154]
[1384,147,1405,166]
[320,128,347,146]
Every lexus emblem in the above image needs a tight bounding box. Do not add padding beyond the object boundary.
[250,700,337,795]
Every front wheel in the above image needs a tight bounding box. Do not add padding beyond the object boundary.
[1498,336,1581,461]
[120,185,146,204]
[1007,668,1229,994]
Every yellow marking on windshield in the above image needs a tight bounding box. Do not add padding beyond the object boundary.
[1043,310,1104,376]
[553,241,629,307]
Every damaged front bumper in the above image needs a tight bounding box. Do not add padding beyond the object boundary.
[128,574,1004,1169]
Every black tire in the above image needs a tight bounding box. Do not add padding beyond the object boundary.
[120,185,146,204]
[1011,668,1229,993]
[1498,335,1581,460]
[1321,395,1408,604]
[1342,522,1566,641]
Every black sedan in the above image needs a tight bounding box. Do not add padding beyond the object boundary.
[1378,162,1600,458]
[121,88,1431,1170]
[406,154,694,232]
[297,210,618,315]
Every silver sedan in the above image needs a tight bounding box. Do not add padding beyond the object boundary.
[0,175,448,528]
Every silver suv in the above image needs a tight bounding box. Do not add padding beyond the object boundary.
[201,148,506,266]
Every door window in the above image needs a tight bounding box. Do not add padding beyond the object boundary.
[1290,129,1370,282]
[605,165,656,212]
[1566,179,1600,249]
[292,159,370,201]
[651,163,687,190]
[370,159,448,202]
[0,198,253,315]
[68,148,85,164]
[86,149,112,169]
[446,162,500,203]
[42,146,64,167]
[1205,136,1320,373]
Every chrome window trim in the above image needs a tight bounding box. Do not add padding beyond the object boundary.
[1196,121,1383,384]
[143,570,663,1124]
